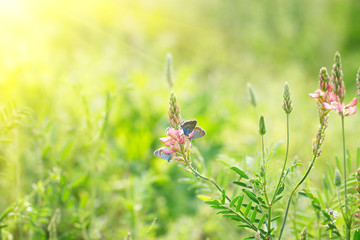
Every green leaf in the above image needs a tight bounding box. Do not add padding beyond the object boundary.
[276,183,284,196]
[231,167,249,179]
[236,195,244,212]
[258,214,267,229]
[244,201,252,218]
[238,225,254,230]
[271,216,280,222]
[226,215,246,222]
[250,206,258,223]
[230,196,240,208]
[233,181,250,188]
[354,229,359,239]
[204,200,220,206]
[217,210,233,215]
[210,205,227,210]
[221,190,226,204]
[273,196,283,204]
[243,189,259,204]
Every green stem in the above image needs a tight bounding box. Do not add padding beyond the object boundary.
[278,124,324,240]
[341,115,350,240]
[337,187,346,225]
[272,114,289,203]
[261,135,271,239]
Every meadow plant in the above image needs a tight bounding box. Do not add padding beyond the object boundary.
[155,52,360,239]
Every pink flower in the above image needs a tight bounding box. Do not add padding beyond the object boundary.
[158,127,194,156]
[323,98,357,116]
[309,90,324,99]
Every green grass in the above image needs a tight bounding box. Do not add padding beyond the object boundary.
[0,0,359,239]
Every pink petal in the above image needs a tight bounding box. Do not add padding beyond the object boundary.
[345,98,357,108]
[160,137,172,143]
[173,141,181,151]
[309,90,323,99]
[167,128,177,138]
[323,102,335,110]
[178,135,185,143]
[345,106,356,116]
[335,103,344,114]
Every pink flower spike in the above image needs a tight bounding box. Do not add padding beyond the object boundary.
[345,98,357,108]
[345,106,356,116]
[162,148,175,154]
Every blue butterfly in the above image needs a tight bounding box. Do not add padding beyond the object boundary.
[154,147,172,162]
[181,120,206,139]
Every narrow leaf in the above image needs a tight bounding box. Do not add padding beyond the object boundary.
[244,201,252,218]
[230,196,240,208]
[243,189,259,204]
[250,206,258,223]
[221,190,226,204]
[231,167,249,179]
[258,214,267,229]
[236,195,244,212]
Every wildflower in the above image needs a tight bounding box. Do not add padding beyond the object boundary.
[247,83,257,108]
[165,53,174,89]
[168,91,182,129]
[332,52,345,102]
[282,82,293,114]
[323,98,357,116]
[259,115,266,136]
[155,121,205,164]
[334,169,342,187]
[309,68,332,156]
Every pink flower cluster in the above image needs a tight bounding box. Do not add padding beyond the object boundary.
[159,128,194,154]
[309,84,357,116]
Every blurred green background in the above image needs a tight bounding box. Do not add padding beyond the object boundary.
[0,0,359,239]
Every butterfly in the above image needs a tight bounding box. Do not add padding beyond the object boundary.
[154,147,172,162]
[154,120,206,162]
[181,120,206,139]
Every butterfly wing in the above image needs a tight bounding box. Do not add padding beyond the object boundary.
[190,126,206,139]
[154,148,172,162]
[181,120,197,136]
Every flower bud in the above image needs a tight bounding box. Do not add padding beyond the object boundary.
[319,67,331,92]
[259,115,266,136]
[331,51,345,102]
[282,82,293,114]
[165,53,174,89]
[247,83,257,108]
[334,169,342,187]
